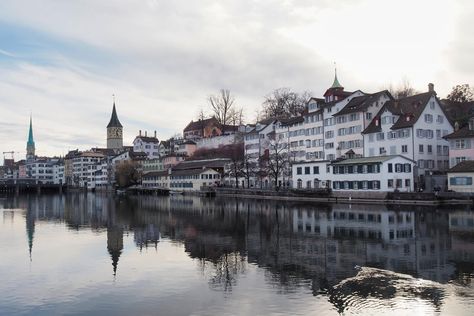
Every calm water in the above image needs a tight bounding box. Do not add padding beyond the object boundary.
[0,194,473,316]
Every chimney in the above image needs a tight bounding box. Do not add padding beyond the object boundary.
[428,83,434,93]
[154,130,157,138]
[139,130,142,136]
[455,121,460,131]
[145,131,147,137]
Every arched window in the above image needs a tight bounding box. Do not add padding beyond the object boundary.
[297,179,302,189]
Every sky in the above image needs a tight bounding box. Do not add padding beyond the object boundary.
[0,0,473,162]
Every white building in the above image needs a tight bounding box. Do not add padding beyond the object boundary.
[27,158,55,184]
[133,131,160,159]
[72,152,105,187]
[362,85,452,188]
[53,161,65,185]
[169,168,221,191]
[292,155,415,192]
[447,160,474,193]
[87,159,110,190]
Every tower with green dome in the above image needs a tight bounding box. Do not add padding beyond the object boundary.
[26,115,35,162]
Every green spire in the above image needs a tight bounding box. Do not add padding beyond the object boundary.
[27,115,34,146]
[331,67,343,89]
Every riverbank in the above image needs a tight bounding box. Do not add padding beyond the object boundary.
[214,187,474,206]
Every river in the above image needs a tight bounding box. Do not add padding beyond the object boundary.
[0,193,473,315]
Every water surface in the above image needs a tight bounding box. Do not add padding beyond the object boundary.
[0,194,473,315]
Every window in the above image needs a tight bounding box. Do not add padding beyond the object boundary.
[395,164,403,172]
[401,145,408,153]
[437,115,443,123]
[405,179,411,187]
[376,133,385,141]
[424,114,433,123]
[450,177,473,185]
[379,147,386,155]
[396,179,402,188]
[305,167,310,175]
[404,164,412,173]
[388,163,393,173]
[427,145,432,154]
[296,167,302,175]
[388,179,393,187]
[366,112,372,120]
[313,166,319,174]
[419,145,424,153]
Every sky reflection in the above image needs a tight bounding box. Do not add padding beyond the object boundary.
[0,194,473,315]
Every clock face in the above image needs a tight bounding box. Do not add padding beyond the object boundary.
[108,127,122,138]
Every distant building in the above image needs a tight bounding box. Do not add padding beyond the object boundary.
[444,116,474,168]
[133,130,160,159]
[183,117,238,140]
[106,102,123,150]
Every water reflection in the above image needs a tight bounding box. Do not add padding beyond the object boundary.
[0,194,473,315]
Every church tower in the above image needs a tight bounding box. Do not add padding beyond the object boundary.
[26,115,35,162]
[106,101,123,150]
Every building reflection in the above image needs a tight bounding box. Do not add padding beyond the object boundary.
[1,194,473,307]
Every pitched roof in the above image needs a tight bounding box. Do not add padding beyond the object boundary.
[173,158,230,170]
[143,170,169,178]
[279,116,305,126]
[448,160,474,173]
[362,91,437,134]
[183,117,219,132]
[331,155,414,165]
[135,136,159,143]
[333,90,392,117]
[444,125,474,139]
[107,103,122,128]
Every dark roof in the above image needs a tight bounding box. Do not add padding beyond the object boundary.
[448,160,474,173]
[184,117,219,132]
[143,170,169,178]
[257,117,277,126]
[331,155,414,165]
[362,91,439,134]
[160,140,171,148]
[279,116,304,126]
[172,158,230,170]
[333,91,392,117]
[107,103,122,128]
[129,151,148,159]
[135,136,159,143]
[444,125,474,139]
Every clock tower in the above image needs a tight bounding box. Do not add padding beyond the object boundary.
[107,102,123,150]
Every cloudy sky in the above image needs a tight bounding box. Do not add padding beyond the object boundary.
[0,0,473,161]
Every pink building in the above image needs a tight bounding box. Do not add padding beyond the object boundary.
[444,117,474,168]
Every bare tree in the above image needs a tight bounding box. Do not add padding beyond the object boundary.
[226,143,244,188]
[387,78,418,99]
[240,155,258,188]
[261,88,311,119]
[261,138,288,190]
[209,89,239,132]
[447,84,474,103]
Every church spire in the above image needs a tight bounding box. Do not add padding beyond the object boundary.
[107,101,122,128]
[26,115,35,161]
[331,65,343,89]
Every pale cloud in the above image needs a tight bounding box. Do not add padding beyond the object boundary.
[0,0,473,160]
